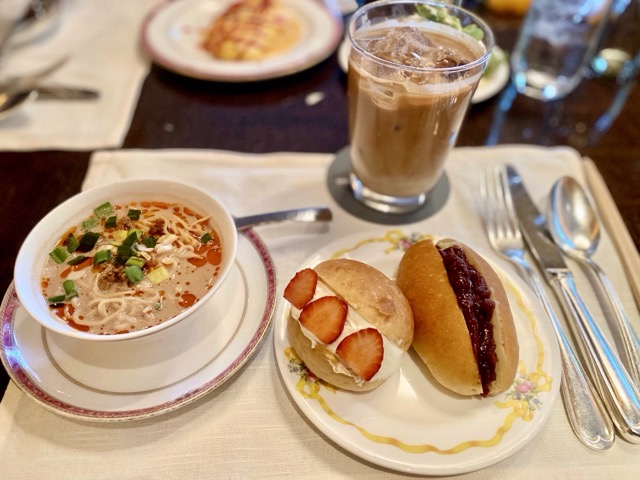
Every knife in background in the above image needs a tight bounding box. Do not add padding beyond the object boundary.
[33,86,100,101]
[506,164,640,443]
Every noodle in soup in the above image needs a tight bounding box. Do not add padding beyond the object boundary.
[41,200,224,335]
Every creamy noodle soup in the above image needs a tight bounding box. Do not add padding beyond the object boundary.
[41,200,223,335]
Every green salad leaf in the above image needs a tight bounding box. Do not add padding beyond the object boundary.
[415,4,485,41]
[483,48,507,78]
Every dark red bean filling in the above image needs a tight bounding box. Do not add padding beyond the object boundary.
[438,246,497,396]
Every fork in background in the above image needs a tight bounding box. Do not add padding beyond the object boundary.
[480,165,614,450]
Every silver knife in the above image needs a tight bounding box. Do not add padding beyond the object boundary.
[33,86,100,101]
[506,164,640,442]
[488,166,613,450]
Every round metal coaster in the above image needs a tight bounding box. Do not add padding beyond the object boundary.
[327,147,450,225]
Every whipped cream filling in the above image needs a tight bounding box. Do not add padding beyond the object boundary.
[290,280,405,386]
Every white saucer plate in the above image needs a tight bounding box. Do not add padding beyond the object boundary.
[1,230,276,422]
[337,40,510,104]
[274,229,561,476]
[141,0,344,82]
[472,46,510,104]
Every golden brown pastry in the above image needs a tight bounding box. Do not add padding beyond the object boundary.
[396,238,518,396]
[202,0,301,61]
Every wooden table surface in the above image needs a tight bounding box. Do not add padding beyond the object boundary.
[1,7,639,398]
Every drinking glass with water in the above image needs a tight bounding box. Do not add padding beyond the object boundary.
[511,0,613,101]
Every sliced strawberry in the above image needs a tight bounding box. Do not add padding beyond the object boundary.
[283,268,317,309]
[299,296,347,344]
[336,328,383,381]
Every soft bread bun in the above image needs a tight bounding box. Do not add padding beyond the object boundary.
[396,238,518,396]
[287,316,389,391]
[286,259,414,392]
[314,260,414,350]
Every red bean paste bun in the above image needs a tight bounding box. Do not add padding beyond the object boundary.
[396,238,519,396]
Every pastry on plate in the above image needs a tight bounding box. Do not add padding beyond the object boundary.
[397,238,519,397]
[284,259,414,392]
[202,0,301,61]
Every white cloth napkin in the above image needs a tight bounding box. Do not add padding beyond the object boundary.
[0,0,161,151]
[2,145,640,479]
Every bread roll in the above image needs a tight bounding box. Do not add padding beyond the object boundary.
[284,259,414,392]
[396,238,518,396]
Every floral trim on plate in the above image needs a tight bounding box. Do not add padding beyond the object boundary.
[275,229,560,475]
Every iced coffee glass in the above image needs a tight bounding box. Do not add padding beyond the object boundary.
[348,0,494,214]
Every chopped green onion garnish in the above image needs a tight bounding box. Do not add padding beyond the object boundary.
[127,209,141,220]
[94,202,114,219]
[104,215,117,228]
[49,246,69,264]
[65,234,80,253]
[63,279,77,298]
[141,236,157,248]
[117,245,135,256]
[128,227,143,239]
[124,265,144,284]
[200,232,212,244]
[77,232,101,252]
[125,256,145,268]
[122,231,138,247]
[115,245,135,264]
[82,216,99,231]
[67,255,87,266]
[93,249,111,265]
[47,294,66,304]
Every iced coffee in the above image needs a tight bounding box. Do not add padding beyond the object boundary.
[348,1,494,213]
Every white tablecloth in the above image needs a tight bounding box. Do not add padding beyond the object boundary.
[1,145,639,479]
[0,0,161,151]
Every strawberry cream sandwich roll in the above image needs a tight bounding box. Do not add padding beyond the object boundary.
[283,259,414,392]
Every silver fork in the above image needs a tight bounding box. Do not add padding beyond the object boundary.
[481,165,615,450]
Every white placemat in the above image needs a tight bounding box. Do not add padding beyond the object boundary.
[1,145,639,479]
[0,0,161,151]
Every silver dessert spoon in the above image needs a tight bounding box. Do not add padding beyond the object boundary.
[548,176,640,389]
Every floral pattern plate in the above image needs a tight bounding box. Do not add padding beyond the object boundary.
[274,229,561,475]
[0,230,276,422]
